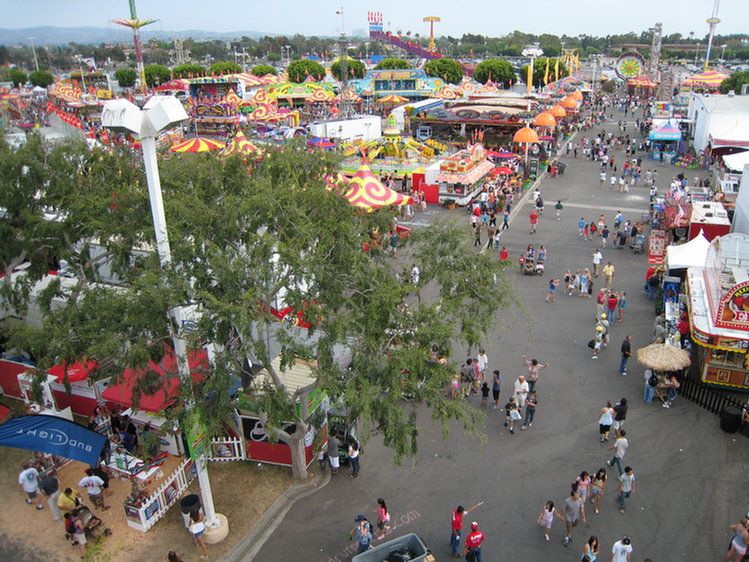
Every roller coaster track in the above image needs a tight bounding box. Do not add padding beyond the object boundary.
[369,30,474,76]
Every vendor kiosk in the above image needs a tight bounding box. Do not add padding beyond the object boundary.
[686,233,749,390]
[434,143,493,206]
[235,357,328,468]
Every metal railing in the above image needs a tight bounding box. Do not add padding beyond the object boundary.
[676,371,745,416]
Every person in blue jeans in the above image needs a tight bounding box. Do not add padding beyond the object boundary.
[643,370,656,403]
[450,505,466,557]
[616,466,636,513]
[607,430,628,476]
[619,335,632,375]
[521,390,537,430]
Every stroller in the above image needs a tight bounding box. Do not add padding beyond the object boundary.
[75,505,112,541]
[522,256,538,275]
[632,233,646,254]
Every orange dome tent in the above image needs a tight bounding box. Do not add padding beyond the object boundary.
[549,105,567,118]
[513,126,540,144]
[570,90,583,100]
[534,112,557,127]
[561,96,578,109]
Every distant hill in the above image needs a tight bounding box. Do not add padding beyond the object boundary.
[0,26,273,46]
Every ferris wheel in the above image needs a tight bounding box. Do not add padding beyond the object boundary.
[615,52,646,80]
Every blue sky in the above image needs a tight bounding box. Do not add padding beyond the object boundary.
[2,0,745,38]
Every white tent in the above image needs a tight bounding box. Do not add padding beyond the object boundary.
[722,151,749,172]
[666,230,710,270]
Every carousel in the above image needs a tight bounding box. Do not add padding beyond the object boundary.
[338,113,446,178]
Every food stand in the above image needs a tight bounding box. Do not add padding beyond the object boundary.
[434,143,494,206]
[686,233,749,389]
[235,357,328,468]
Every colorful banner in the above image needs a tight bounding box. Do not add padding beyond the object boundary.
[0,415,106,466]
[184,411,209,460]
[648,229,667,264]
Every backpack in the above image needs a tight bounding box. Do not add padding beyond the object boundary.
[66,517,77,535]
[648,373,658,387]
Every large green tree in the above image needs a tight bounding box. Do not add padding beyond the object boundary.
[251,64,277,77]
[720,70,749,94]
[374,58,410,70]
[286,59,325,83]
[10,68,27,87]
[1,137,515,481]
[28,70,54,87]
[114,68,137,88]
[330,58,365,80]
[208,61,242,76]
[143,64,171,87]
[171,63,206,79]
[473,59,516,87]
[424,58,464,84]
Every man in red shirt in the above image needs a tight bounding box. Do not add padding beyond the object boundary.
[499,247,509,261]
[464,521,485,562]
[450,506,465,557]
[529,210,538,234]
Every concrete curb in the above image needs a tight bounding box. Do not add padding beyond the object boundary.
[219,467,331,562]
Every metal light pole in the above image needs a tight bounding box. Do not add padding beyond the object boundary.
[101,96,228,539]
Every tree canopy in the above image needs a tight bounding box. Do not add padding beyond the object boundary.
[473,59,516,87]
[374,58,410,70]
[330,58,365,80]
[114,68,137,88]
[28,70,54,87]
[10,68,27,87]
[208,61,242,76]
[251,64,277,77]
[171,63,206,79]
[286,59,326,83]
[143,64,171,87]
[424,58,464,85]
[720,70,749,94]
[1,136,516,480]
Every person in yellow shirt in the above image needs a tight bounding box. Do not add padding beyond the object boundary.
[602,262,615,290]
[58,487,80,515]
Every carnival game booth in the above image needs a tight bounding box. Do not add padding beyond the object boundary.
[648,120,683,162]
[686,233,749,390]
[433,143,494,206]
[234,357,328,468]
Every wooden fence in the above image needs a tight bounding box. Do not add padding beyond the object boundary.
[207,436,246,462]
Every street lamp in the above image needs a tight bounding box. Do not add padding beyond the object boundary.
[721,44,728,64]
[101,96,228,539]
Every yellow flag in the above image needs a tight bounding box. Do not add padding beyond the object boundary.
[544,58,550,85]
[527,61,533,97]
[554,58,559,82]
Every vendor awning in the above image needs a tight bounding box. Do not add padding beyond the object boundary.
[436,160,494,184]
[101,348,209,412]
[709,134,749,149]
[649,120,682,141]
[666,230,710,270]
[722,151,749,172]
[48,360,98,383]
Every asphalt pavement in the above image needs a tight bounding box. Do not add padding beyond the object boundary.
[248,105,749,562]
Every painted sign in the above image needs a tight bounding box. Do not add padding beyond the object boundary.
[184,411,209,460]
[715,280,749,330]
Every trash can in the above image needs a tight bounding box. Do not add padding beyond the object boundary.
[720,406,742,434]
[180,494,201,528]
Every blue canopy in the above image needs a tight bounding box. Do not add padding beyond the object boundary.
[649,121,682,141]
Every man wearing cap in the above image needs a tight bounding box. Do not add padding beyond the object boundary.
[464,521,485,562]
[610,535,633,562]
[352,514,372,554]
